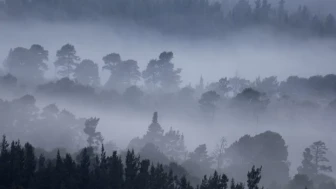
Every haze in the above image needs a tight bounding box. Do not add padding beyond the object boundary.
[1,0,336,188]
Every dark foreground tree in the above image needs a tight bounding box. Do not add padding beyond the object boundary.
[0,137,266,189]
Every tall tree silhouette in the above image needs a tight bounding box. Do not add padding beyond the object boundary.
[54,44,80,78]
[142,51,181,91]
[103,53,140,91]
[84,117,104,151]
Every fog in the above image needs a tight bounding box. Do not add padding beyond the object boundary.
[49,98,335,178]
[1,18,336,189]
[1,21,336,85]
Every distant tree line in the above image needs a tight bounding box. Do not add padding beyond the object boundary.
[0,0,335,37]
[3,44,181,93]
[3,44,336,123]
[4,43,336,98]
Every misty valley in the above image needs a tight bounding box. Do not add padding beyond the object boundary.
[1,0,336,189]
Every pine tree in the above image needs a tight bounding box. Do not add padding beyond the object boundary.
[53,150,64,189]
[310,141,332,173]
[0,136,10,188]
[79,148,91,189]
[10,140,24,187]
[297,148,316,178]
[54,44,80,78]
[124,150,139,189]
[247,166,262,189]
[144,112,164,148]
[135,159,150,189]
[221,174,229,189]
[200,175,209,189]
[108,151,124,189]
[22,143,36,188]
[166,170,176,189]
[63,154,77,189]
[179,176,192,189]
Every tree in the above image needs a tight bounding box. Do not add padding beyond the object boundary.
[84,117,104,152]
[233,88,269,122]
[178,86,195,104]
[115,59,141,87]
[123,85,144,106]
[224,131,289,187]
[143,112,164,146]
[54,44,80,78]
[103,53,121,90]
[260,0,271,23]
[74,59,100,87]
[207,78,231,97]
[310,141,332,174]
[297,148,317,178]
[231,0,252,26]
[139,143,170,165]
[247,166,262,189]
[199,91,220,118]
[135,159,150,189]
[108,151,124,189]
[0,136,10,188]
[142,51,181,92]
[103,53,140,91]
[102,53,121,71]
[325,14,336,36]
[253,76,279,95]
[0,137,274,189]
[195,76,205,95]
[163,127,187,162]
[127,112,165,153]
[189,144,213,169]
[124,150,139,189]
[277,0,287,24]
[287,174,314,189]
[212,137,227,169]
[254,0,262,23]
[229,76,250,96]
[22,143,36,188]
[4,44,48,83]
[79,148,90,189]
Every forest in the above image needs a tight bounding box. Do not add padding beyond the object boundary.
[0,42,335,189]
[1,0,336,188]
[0,0,335,37]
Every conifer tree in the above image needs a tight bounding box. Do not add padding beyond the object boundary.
[247,166,263,189]
[79,148,91,189]
[124,150,140,189]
